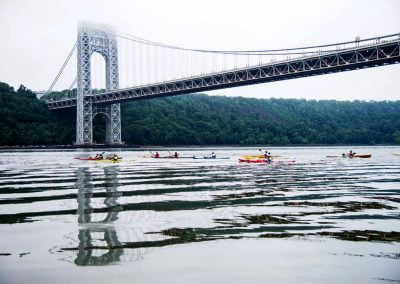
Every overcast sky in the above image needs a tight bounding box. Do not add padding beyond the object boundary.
[0,0,399,101]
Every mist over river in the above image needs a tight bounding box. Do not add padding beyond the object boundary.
[0,146,399,283]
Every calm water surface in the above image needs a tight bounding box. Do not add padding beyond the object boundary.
[0,146,399,283]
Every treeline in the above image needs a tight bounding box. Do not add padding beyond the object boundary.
[122,94,400,145]
[1,81,400,146]
[0,82,75,145]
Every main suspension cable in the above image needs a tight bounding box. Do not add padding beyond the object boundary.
[46,42,77,95]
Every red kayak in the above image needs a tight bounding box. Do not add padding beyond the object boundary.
[342,154,372,158]
[74,157,100,161]
[239,158,266,163]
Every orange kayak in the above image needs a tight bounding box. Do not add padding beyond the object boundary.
[327,154,372,158]
[343,154,372,158]
[353,154,371,158]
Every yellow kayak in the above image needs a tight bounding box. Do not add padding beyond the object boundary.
[90,159,122,163]
[241,155,281,159]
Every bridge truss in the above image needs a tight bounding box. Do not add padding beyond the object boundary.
[45,27,400,145]
[48,34,399,109]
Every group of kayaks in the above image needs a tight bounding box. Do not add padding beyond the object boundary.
[74,150,376,164]
[143,151,230,160]
[74,152,230,163]
[142,156,230,160]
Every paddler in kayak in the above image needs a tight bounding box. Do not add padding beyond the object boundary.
[95,152,104,160]
[342,150,356,158]
[110,153,120,161]
[153,152,160,158]
[207,152,217,159]
[264,151,273,163]
[173,152,179,158]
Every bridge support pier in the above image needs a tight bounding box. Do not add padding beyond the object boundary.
[75,23,123,147]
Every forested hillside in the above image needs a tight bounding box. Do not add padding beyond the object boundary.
[1,81,400,146]
[0,82,75,145]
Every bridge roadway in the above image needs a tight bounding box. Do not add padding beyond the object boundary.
[48,38,400,110]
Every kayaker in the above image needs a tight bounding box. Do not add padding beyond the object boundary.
[95,153,104,160]
[154,152,160,158]
[208,152,216,158]
[112,154,119,161]
[264,151,272,158]
[349,150,356,157]
[264,151,273,163]
[174,152,179,158]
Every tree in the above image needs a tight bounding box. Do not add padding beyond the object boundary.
[393,131,400,144]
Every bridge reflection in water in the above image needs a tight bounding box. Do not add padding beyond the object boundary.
[65,166,162,266]
[74,166,124,266]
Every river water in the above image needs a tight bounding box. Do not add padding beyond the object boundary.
[0,146,399,283]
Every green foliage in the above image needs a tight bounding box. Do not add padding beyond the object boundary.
[393,130,400,144]
[121,95,400,146]
[0,83,75,145]
[1,81,400,146]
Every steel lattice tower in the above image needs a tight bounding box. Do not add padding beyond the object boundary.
[76,23,122,145]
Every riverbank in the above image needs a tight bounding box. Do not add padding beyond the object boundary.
[1,143,399,151]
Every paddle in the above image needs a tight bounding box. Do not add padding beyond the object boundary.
[146,151,157,158]
[168,150,181,158]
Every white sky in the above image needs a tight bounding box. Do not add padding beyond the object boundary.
[0,0,399,101]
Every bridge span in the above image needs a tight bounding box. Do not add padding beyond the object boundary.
[48,37,400,110]
[45,24,400,145]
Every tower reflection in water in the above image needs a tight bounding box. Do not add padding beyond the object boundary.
[75,166,123,266]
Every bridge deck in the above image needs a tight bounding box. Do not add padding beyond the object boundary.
[48,39,400,110]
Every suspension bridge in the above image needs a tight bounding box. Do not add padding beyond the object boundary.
[45,23,400,146]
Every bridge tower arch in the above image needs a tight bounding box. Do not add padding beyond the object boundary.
[76,23,122,146]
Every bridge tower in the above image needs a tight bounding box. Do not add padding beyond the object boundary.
[76,23,122,146]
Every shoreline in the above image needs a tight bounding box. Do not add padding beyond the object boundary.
[0,144,399,151]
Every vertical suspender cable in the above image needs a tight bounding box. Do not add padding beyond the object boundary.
[132,40,135,86]
[139,42,142,85]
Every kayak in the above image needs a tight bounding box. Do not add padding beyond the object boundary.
[239,158,295,164]
[327,154,372,158]
[74,157,99,161]
[241,155,281,159]
[75,157,122,163]
[239,158,266,163]
[353,154,372,158]
[90,159,122,163]
[193,156,230,160]
[344,154,371,158]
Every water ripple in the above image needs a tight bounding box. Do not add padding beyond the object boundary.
[0,147,399,266]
